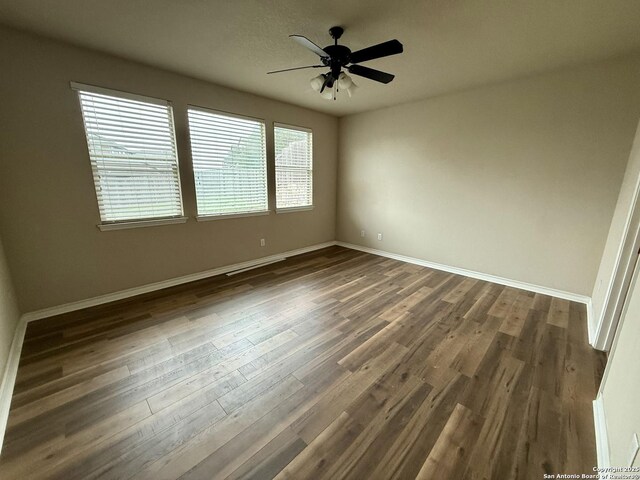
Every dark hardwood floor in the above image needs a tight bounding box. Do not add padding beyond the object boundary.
[0,246,606,479]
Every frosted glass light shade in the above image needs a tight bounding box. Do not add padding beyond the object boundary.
[320,88,333,100]
[337,72,353,90]
[310,74,325,92]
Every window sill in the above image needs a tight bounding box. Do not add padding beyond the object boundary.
[276,206,314,214]
[196,210,271,222]
[97,216,188,231]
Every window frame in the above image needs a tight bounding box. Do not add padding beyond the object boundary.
[273,122,314,213]
[71,82,186,230]
[187,105,270,220]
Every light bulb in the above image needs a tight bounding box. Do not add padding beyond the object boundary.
[346,82,358,98]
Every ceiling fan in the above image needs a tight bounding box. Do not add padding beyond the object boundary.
[268,26,403,100]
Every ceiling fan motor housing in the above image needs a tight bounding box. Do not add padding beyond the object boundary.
[322,44,352,78]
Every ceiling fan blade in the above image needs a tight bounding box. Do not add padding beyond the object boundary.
[267,65,324,74]
[347,64,395,84]
[349,39,403,64]
[289,35,328,58]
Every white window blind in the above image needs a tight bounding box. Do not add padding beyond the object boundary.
[188,108,268,217]
[73,83,183,223]
[274,124,313,209]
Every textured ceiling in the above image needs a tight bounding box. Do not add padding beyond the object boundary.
[1,0,640,116]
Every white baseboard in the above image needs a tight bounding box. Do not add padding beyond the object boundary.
[20,239,594,327]
[2,239,597,453]
[21,241,337,323]
[336,241,592,306]
[593,394,610,468]
[0,316,27,453]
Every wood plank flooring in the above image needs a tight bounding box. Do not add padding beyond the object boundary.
[0,246,606,479]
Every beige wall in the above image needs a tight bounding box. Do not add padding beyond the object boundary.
[0,27,338,312]
[0,235,20,382]
[337,56,640,296]
[601,267,640,467]
[2,24,640,316]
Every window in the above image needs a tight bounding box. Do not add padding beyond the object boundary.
[274,124,313,210]
[72,83,183,226]
[187,108,268,218]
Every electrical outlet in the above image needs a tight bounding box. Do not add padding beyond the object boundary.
[360,230,365,238]
[377,233,383,241]
[260,238,265,247]
[629,433,639,467]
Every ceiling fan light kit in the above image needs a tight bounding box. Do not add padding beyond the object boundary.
[268,26,403,101]
[310,72,357,100]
